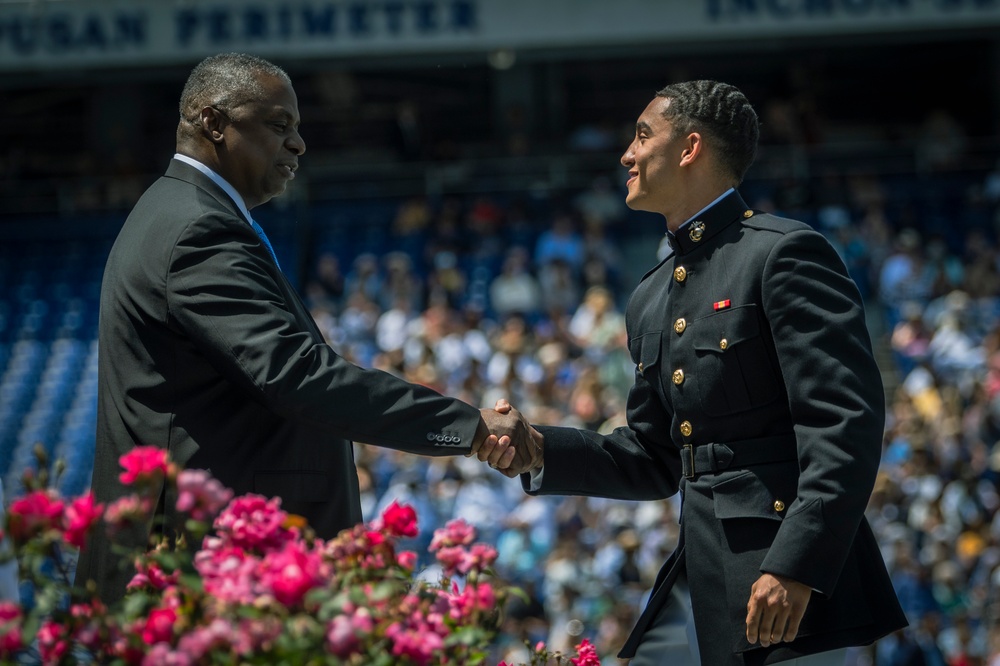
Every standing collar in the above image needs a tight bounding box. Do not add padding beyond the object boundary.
[681,187,735,230]
[173,153,253,224]
[664,189,754,255]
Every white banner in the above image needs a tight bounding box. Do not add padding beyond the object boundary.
[0,0,998,71]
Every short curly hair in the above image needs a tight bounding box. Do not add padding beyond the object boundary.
[655,80,760,184]
[179,52,290,123]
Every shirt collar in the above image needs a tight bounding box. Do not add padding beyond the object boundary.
[173,153,253,224]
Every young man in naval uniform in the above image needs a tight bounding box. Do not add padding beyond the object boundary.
[481,80,907,664]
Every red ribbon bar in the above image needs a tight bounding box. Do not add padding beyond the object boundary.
[713,299,731,311]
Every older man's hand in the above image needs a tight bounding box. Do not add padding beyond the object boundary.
[469,400,543,477]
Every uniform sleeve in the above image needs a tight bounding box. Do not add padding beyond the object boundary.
[522,356,683,501]
[166,211,482,455]
[758,228,885,595]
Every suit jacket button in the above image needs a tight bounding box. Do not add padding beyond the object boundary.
[774,500,785,512]
[674,318,687,334]
[744,209,754,218]
[672,369,685,385]
[674,266,687,283]
[638,362,645,373]
[679,421,693,437]
[719,338,728,350]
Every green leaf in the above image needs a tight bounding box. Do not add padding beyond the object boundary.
[178,573,204,594]
[121,590,155,619]
[367,651,396,666]
[444,625,491,648]
[20,612,40,643]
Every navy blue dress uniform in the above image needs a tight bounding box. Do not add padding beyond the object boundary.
[525,190,906,664]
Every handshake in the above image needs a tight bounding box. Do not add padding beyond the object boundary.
[470,399,543,478]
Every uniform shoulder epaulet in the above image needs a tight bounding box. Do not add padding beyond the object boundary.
[741,211,812,235]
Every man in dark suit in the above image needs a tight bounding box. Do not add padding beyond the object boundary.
[77,53,538,604]
[482,81,907,664]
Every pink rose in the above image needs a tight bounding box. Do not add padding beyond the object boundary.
[236,617,280,654]
[434,545,467,577]
[63,492,104,548]
[195,544,259,606]
[260,541,322,608]
[396,550,418,570]
[103,495,153,535]
[446,581,496,621]
[37,620,70,665]
[377,500,418,538]
[326,606,373,657]
[118,446,170,486]
[7,490,64,543]
[127,560,178,592]
[110,625,147,664]
[429,518,476,551]
[0,602,22,655]
[461,543,498,574]
[142,643,192,666]
[570,639,601,666]
[213,495,293,551]
[176,619,236,661]
[70,602,104,652]
[386,619,444,666]
[175,469,233,522]
[140,606,178,645]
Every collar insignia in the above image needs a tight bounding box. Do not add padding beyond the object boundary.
[689,221,705,242]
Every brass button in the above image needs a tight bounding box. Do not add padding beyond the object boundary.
[743,209,754,218]
[674,318,687,334]
[672,369,685,386]
[638,362,644,373]
[689,222,705,242]
[774,500,785,512]
[674,266,687,283]
[679,421,693,437]
[719,338,728,350]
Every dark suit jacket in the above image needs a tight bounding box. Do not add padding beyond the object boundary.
[77,159,482,603]
[525,191,906,664]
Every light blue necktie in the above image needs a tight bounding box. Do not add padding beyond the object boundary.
[250,218,280,269]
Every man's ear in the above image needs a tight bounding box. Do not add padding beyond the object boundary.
[679,132,703,167]
[199,107,227,144]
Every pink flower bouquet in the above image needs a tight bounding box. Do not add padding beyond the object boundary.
[0,446,595,665]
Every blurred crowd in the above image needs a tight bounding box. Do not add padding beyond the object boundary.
[293,159,1000,665]
[1,43,996,664]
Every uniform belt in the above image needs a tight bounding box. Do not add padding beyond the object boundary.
[680,435,798,479]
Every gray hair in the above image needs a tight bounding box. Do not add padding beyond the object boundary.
[179,53,290,122]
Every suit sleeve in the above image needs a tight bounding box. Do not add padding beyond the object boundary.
[523,352,683,501]
[759,228,885,595]
[165,211,482,455]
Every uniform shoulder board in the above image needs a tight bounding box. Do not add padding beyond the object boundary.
[742,211,813,235]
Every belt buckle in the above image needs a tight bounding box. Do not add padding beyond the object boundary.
[683,443,695,479]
